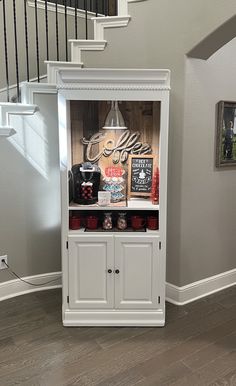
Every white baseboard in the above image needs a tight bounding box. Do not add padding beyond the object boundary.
[0,269,235,306]
[0,272,62,302]
[166,268,236,305]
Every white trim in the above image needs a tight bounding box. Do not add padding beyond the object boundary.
[21,82,57,105]
[45,61,83,84]
[27,0,102,19]
[0,272,62,302]
[0,103,39,135]
[0,269,234,306]
[64,309,165,327]
[57,68,171,90]
[119,0,148,15]
[166,268,236,305]
[92,16,131,40]
[0,127,16,137]
[0,74,47,97]
[69,40,107,63]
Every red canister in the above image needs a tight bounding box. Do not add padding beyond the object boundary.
[86,215,98,230]
[69,216,81,230]
[131,216,145,230]
[147,216,158,230]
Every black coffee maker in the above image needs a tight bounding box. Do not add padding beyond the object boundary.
[71,162,101,205]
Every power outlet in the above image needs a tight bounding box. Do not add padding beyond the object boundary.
[0,255,8,270]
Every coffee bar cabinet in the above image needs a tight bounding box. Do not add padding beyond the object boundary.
[58,69,170,326]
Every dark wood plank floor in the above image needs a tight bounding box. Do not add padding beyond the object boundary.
[0,286,235,386]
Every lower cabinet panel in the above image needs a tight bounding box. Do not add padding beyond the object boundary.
[68,235,114,309]
[114,236,160,309]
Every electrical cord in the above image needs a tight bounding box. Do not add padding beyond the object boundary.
[1,260,60,287]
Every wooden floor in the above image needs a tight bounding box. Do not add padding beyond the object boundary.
[0,287,235,386]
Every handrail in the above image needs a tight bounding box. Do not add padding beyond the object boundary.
[0,0,117,102]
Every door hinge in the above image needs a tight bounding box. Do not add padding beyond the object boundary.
[66,241,68,249]
[159,241,162,250]
[67,295,69,303]
[158,296,161,304]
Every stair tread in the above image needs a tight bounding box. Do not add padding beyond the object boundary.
[92,15,131,21]
[69,39,107,43]
[45,60,83,65]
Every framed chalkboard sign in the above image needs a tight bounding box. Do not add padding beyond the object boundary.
[128,155,154,197]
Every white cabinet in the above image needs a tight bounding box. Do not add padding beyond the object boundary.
[58,68,170,326]
[114,236,160,309]
[68,234,160,312]
[68,235,114,309]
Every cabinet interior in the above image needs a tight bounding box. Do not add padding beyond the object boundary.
[69,209,159,233]
[69,100,161,216]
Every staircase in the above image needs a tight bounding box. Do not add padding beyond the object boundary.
[0,0,147,137]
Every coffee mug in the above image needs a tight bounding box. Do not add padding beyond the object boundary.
[69,216,81,230]
[131,215,145,230]
[147,216,158,230]
[86,215,98,230]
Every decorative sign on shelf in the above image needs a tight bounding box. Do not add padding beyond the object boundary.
[128,155,155,197]
[81,130,152,164]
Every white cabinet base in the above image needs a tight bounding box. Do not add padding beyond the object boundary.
[63,309,165,327]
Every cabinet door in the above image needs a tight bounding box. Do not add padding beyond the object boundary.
[114,236,160,309]
[68,235,114,309]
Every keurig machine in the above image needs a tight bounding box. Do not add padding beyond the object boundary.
[71,162,101,205]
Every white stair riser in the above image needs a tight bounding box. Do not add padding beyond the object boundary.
[92,16,130,40]
[0,103,38,137]
[119,0,147,15]
[46,61,83,84]
[70,40,107,63]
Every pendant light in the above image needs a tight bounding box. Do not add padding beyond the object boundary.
[102,101,127,130]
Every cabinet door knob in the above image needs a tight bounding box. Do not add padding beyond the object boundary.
[115,269,120,274]
[107,269,112,274]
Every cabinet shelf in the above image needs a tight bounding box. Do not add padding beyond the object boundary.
[68,228,159,235]
[69,198,159,212]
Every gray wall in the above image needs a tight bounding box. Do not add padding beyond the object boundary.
[83,0,236,286]
[0,1,92,281]
[0,0,236,286]
[0,92,61,281]
[180,43,236,284]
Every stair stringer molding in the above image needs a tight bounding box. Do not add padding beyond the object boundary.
[0,0,148,131]
[45,61,83,85]
[47,0,147,83]
[68,15,131,69]
[118,0,147,16]
[69,40,107,64]
[20,81,58,105]
[69,0,148,66]
[0,103,39,137]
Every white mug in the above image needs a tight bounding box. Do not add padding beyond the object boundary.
[98,191,111,206]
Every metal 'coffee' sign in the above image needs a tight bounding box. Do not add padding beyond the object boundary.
[128,155,154,197]
[81,130,152,164]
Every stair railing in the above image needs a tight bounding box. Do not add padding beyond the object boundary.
[0,0,117,102]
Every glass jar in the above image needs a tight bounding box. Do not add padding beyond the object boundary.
[102,212,113,230]
[117,212,127,230]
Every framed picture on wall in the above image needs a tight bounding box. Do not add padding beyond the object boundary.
[216,101,236,167]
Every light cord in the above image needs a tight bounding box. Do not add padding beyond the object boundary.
[1,261,60,287]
